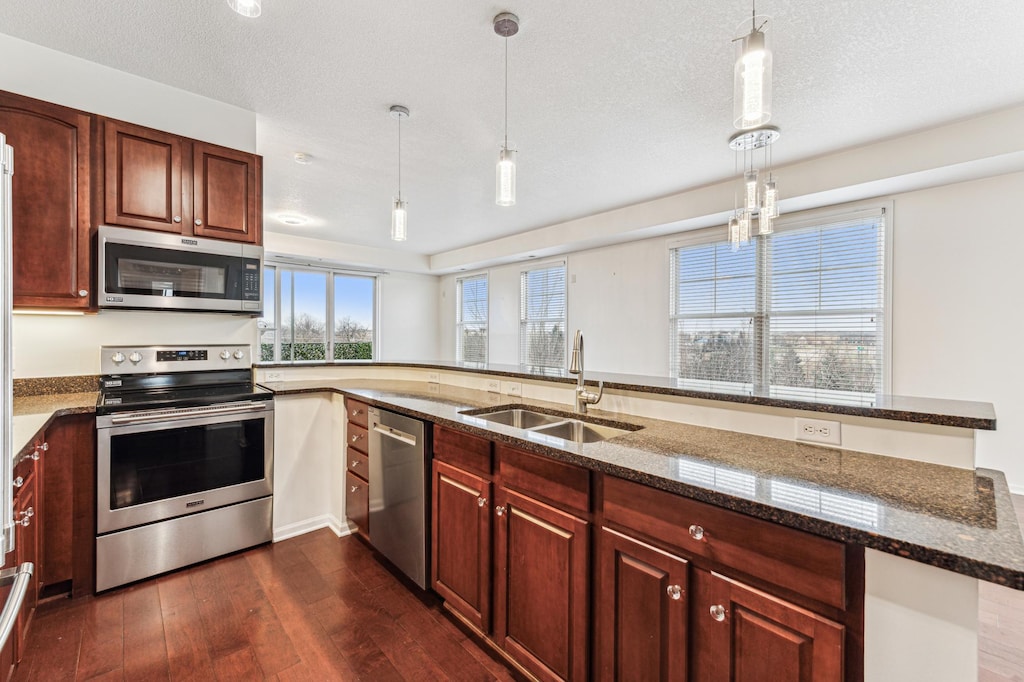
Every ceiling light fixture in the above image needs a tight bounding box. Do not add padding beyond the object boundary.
[276,213,309,226]
[390,105,410,242]
[227,0,261,18]
[494,12,519,207]
[293,152,313,165]
[728,1,780,249]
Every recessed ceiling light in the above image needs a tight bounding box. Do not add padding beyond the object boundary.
[227,0,261,18]
[277,213,309,226]
[293,152,313,165]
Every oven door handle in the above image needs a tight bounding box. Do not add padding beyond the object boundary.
[0,563,33,651]
[108,401,267,426]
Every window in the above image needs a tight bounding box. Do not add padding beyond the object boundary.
[669,207,886,403]
[456,274,488,364]
[520,263,567,371]
[259,264,376,363]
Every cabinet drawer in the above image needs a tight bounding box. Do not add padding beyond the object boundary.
[347,423,369,455]
[603,476,847,609]
[13,453,37,493]
[497,445,590,516]
[345,398,369,428]
[347,447,368,477]
[434,426,493,476]
[346,471,369,540]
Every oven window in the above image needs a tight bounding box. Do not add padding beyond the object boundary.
[108,419,265,509]
[105,243,238,299]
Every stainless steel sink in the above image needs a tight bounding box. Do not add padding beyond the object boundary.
[464,406,639,443]
[530,420,633,443]
[472,408,564,429]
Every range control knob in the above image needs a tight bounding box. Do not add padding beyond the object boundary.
[233,350,245,360]
[128,352,143,364]
[220,350,232,360]
[111,352,126,365]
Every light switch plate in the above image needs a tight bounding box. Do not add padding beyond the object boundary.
[427,372,441,384]
[503,381,523,397]
[485,379,501,393]
[266,371,283,381]
[795,418,842,446]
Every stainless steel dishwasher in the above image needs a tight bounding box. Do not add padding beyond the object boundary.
[368,406,429,589]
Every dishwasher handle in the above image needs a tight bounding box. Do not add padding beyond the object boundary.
[372,423,417,447]
[0,563,32,651]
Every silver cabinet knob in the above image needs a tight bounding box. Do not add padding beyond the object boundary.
[78,289,88,297]
[195,219,203,226]
[350,485,359,493]
[350,460,360,468]
[350,408,362,417]
[17,516,30,527]
[477,497,487,507]
[13,477,23,488]
[688,524,705,541]
[710,604,727,621]
[495,506,506,517]
[666,585,683,601]
[173,215,182,223]
[351,434,362,443]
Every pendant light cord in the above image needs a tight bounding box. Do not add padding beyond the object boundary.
[503,36,509,149]
[397,114,402,201]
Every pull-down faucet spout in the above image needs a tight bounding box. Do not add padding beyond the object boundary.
[568,330,603,414]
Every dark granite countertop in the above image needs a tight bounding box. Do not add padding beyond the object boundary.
[12,392,97,462]
[254,360,996,430]
[265,378,1024,590]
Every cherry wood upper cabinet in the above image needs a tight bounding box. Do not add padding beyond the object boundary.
[192,142,261,244]
[103,119,183,233]
[0,92,92,309]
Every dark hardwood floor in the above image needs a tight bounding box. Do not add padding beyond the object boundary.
[979,493,1024,682]
[11,495,1024,681]
[13,531,518,681]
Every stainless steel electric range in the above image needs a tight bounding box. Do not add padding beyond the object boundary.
[95,345,274,591]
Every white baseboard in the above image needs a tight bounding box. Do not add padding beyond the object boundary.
[273,514,354,542]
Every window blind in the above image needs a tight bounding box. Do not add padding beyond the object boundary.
[456,274,488,364]
[670,208,886,403]
[520,264,567,371]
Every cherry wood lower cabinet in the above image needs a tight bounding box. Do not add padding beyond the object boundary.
[596,527,689,682]
[345,471,369,540]
[344,399,370,539]
[693,570,845,682]
[431,460,492,632]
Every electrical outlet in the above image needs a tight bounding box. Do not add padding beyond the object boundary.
[427,372,441,384]
[503,381,523,397]
[266,371,283,382]
[485,379,501,393]
[794,418,842,446]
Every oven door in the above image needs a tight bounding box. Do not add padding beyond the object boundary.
[96,401,274,534]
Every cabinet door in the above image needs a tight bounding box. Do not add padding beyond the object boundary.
[596,527,689,682]
[345,471,369,540]
[13,460,38,664]
[695,570,844,682]
[431,460,492,633]
[104,119,183,232]
[0,92,92,309]
[192,142,260,244]
[494,487,589,682]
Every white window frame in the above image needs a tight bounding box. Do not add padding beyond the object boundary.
[668,200,892,399]
[456,272,489,364]
[519,261,568,371]
[258,260,380,364]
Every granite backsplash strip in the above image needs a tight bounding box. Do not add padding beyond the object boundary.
[254,360,996,430]
[14,375,99,397]
[267,378,1024,590]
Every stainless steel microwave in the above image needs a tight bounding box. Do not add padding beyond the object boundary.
[98,225,263,314]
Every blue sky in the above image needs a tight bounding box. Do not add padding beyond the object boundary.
[263,268,375,329]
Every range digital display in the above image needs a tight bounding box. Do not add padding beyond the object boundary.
[156,350,209,361]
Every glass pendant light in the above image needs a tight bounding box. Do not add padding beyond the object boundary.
[733,2,772,130]
[744,169,759,213]
[389,105,409,242]
[227,0,261,18]
[494,13,520,207]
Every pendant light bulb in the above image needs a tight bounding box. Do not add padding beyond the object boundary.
[733,22,772,129]
[738,211,752,243]
[227,0,261,17]
[729,215,741,251]
[763,180,779,218]
[744,169,759,213]
[391,198,408,242]
[496,147,517,207]
[759,209,774,236]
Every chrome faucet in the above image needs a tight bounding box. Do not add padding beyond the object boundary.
[568,329,603,414]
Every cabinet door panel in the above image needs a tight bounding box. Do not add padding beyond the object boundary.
[345,471,368,540]
[104,120,183,232]
[495,487,588,682]
[0,92,92,308]
[192,142,260,244]
[431,461,491,633]
[597,527,689,682]
[696,570,844,682]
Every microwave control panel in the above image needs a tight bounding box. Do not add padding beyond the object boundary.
[242,259,261,300]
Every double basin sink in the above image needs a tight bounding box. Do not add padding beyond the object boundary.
[462,407,640,444]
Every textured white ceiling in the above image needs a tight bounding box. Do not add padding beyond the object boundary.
[1,0,1022,257]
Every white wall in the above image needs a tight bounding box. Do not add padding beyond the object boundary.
[377,271,440,362]
[439,172,1024,491]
